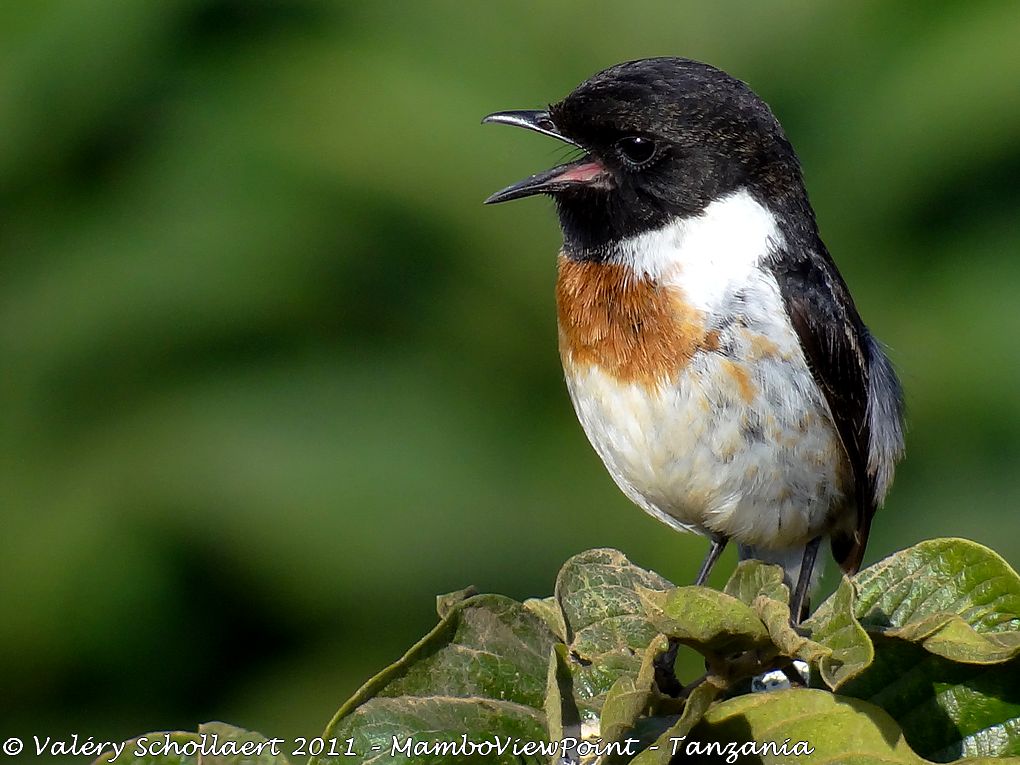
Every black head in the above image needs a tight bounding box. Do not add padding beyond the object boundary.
[484,57,806,255]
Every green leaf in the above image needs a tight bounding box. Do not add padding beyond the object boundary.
[436,586,478,619]
[92,724,289,765]
[724,560,831,668]
[555,549,673,658]
[630,678,726,765]
[837,635,1020,761]
[93,732,202,765]
[754,595,830,667]
[554,549,673,714]
[692,687,927,763]
[817,539,1020,760]
[639,586,772,656]
[804,576,875,689]
[855,537,1020,630]
[724,560,789,605]
[315,594,554,764]
[599,634,668,748]
[200,723,290,765]
[886,611,1020,663]
[524,596,567,643]
[852,538,1020,661]
[323,698,545,764]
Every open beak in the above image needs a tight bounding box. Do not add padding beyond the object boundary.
[482,110,607,204]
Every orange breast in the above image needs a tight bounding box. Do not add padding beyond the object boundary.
[556,255,714,388]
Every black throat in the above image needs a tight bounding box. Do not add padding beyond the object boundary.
[555,187,704,262]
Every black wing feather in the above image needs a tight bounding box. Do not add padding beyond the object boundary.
[769,245,904,574]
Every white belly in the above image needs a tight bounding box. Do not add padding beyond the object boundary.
[561,272,850,550]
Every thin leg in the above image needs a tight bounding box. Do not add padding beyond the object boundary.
[790,536,822,624]
[695,535,728,586]
[655,534,729,696]
[653,640,682,697]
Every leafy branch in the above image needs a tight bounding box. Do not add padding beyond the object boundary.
[95,539,1020,764]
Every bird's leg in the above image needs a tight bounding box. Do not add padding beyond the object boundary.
[790,536,822,624]
[695,534,729,586]
[653,641,682,697]
[655,535,729,696]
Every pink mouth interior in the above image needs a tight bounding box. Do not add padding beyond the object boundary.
[555,161,605,183]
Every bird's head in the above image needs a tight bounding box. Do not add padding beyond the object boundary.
[484,57,802,256]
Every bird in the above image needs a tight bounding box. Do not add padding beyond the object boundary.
[481,57,905,626]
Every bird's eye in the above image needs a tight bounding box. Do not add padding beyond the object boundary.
[616,136,657,167]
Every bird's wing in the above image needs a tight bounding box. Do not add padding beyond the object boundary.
[769,247,905,574]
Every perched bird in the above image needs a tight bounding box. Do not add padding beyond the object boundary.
[482,58,905,622]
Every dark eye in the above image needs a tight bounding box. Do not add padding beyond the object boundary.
[616,136,657,167]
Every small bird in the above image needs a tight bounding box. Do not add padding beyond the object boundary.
[482,58,905,623]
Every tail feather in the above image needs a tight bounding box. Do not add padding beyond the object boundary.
[865,334,906,507]
[834,334,906,574]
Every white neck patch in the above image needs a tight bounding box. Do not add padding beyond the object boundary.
[611,188,784,313]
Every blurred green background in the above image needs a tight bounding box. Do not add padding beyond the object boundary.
[2,0,1018,750]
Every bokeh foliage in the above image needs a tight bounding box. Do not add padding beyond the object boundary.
[1,0,1018,746]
